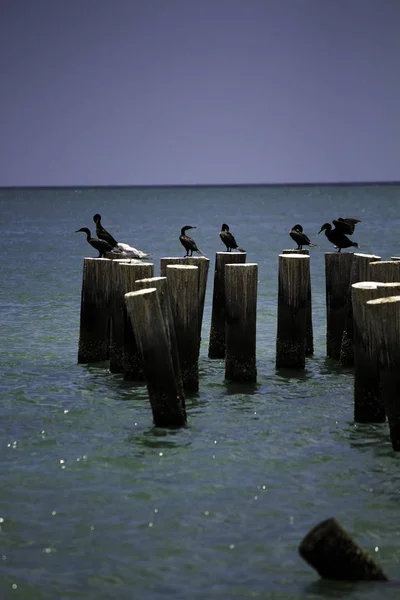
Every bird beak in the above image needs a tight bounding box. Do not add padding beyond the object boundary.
[318,228,323,234]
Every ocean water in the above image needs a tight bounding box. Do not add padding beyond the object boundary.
[1,183,400,600]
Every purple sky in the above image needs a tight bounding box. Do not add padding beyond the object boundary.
[1,0,399,186]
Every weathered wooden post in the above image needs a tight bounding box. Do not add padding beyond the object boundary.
[78,257,113,363]
[108,258,136,370]
[134,276,185,404]
[276,253,310,369]
[225,263,258,382]
[160,256,210,342]
[369,260,400,283]
[125,288,186,427]
[391,257,400,261]
[366,295,400,450]
[208,252,247,358]
[325,252,354,359]
[340,253,381,366]
[299,518,388,581]
[110,262,154,378]
[353,282,400,423]
[282,248,313,356]
[166,265,200,392]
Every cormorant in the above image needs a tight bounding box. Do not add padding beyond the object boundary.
[332,217,361,235]
[75,227,113,258]
[318,223,359,252]
[93,214,150,259]
[220,223,245,252]
[179,226,205,257]
[289,224,317,250]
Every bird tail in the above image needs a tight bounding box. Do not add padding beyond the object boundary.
[238,247,246,253]
[196,248,206,256]
[309,243,318,248]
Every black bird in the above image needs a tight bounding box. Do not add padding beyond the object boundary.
[332,217,361,235]
[75,227,113,258]
[93,213,118,247]
[93,213,150,259]
[220,223,245,252]
[289,224,317,250]
[179,226,205,257]
[318,223,359,252]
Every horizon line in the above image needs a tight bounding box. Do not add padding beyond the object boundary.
[1,180,399,190]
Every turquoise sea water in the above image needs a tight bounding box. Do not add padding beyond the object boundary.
[1,184,400,599]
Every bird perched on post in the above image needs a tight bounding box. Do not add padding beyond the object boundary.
[219,223,245,252]
[289,224,317,250]
[75,227,113,258]
[92,213,150,259]
[179,226,205,257]
[318,217,360,252]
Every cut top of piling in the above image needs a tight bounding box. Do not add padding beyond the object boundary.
[367,295,400,306]
[279,253,310,260]
[353,253,381,260]
[125,288,157,299]
[135,276,167,284]
[166,264,198,271]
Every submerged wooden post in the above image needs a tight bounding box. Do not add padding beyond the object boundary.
[134,276,185,404]
[369,260,400,283]
[366,296,400,450]
[282,249,313,356]
[166,265,199,392]
[78,257,113,363]
[110,262,154,378]
[225,263,258,382]
[299,518,388,581]
[161,256,210,343]
[340,253,381,366]
[125,288,186,427]
[108,258,136,370]
[325,252,354,359]
[276,254,310,369]
[208,252,246,358]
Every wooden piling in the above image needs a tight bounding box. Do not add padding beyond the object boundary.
[276,254,310,369]
[110,262,154,378]
[340,253,381,366]
[324,252,354,359]
[160,256,210,343]
[369,260,400,283]
[225,263,258,382]
[366,295,400,450]
[125,288,186,427]
[78,257,114,363]
[208,252,247,358]
[299,518,388,581]
[134,276,185,404]
[282,249,313,356]
[166,265,200,392]
[353,282,400,423]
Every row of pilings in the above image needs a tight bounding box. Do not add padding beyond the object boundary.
[276,250,400,452]
[77,252,258,427]
[77,251,400,448]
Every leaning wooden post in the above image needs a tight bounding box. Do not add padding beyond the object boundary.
[225,263,258,382]
[166,265,199,392]
[78,257,114,363]
[161,256,210,343]
[276,254,310,369]
[134,276,185,405]
[282,249,313,356]
[369,260,400,283]
[125,288,186,427]
[324,252,354,359]
[208,252,247,358]
[299,518,388,581]
[110,262,154,378]
[366,296,400,451]
[340,253,381,366]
